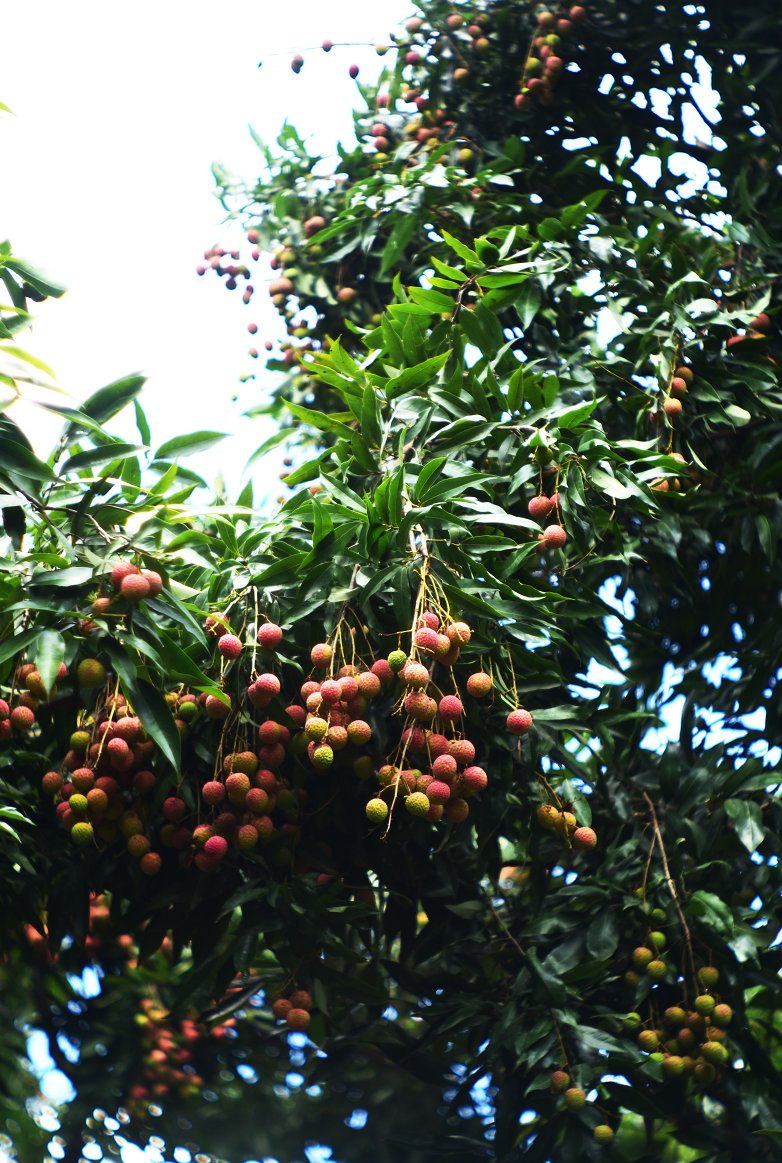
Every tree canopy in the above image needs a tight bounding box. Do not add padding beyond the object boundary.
[1,2,781,1161]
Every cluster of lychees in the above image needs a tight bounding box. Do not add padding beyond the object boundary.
[10,558,538,882]
[0,658,68,740]
[516,5,586,110]
[271,988,314,1033]
[623,920,733,1084]
[127,995,234,1118]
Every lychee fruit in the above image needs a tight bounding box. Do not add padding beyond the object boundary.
[466,672,492,698]
[542,525,567,549]
[258,622,283,650]
[405,791,430,818]
[77,659,107,688]
[506,708,533,735]
[310,642,332,668]
[365,798,389,824]
[120,572,151,601]
[218,634,243,660]
[573,826,597,851]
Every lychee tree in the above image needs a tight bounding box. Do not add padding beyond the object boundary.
[2,1,782,1161]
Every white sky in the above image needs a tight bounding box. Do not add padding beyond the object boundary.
[1,0,408,492]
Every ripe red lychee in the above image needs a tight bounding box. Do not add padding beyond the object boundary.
[663,397,682,420]
[258,622,283,650]
[218,634,243,659]
[528,495,555,520]
[573,825,597,852]
[348,65,360,79]
[291,53,304,74]
[356,671,381,698]
[141,569,163,596]
[462,766,488,794]
[304,216,326,237]
[414,626,439,653]
[425,779,451,805]
[205,694,231,719]
[506,708,533,735]
[110,561,138,590]
[432,753,458,779]
[286,1007,311,1032]
[10,705,35,730]
[140,852,162,876]
[202,781,226,806]
[418,611,439,631]
[438,694,463,721]
[120,572,151,601]
[205,614,229,639]
[204,835,228,860]
[542,525,567,549]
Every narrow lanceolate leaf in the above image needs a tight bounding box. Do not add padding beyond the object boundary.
[71,373,146,428]
[34,629,66,698]
[154,431,229,459]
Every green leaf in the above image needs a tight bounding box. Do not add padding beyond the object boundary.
[119,669,181,772]
[586,911,619,958]
[724,799,764,853]
[4,258,66,299]
[34,629,66,698]
[72,374,146,428]
[62,443,142,472]
[386,353,450,399]
[154,431,229,459]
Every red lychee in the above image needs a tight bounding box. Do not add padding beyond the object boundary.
[218,634,243,660]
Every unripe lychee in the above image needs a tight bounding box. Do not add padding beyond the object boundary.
[237,824,259,850]
[257,622,283,650]
[310,642,332,668]
[701,1041,729,1067]
[127,833,151,858]
[594,1125,614,1145]
[697,966,719,988]
[633,946,653,971]
[695,994,715,1017]
[446,621,471,646]
[71,821,94,847]
[226,773,251,804]
[218,634,243,659]
[366,798,389,824]
[647,959,667,981]
[563,1087,586,1111]
[77,659,107,688]
[466,672,492,698]
[506,708,533,735]
[446,797,469,823]
[711,1004,732,1027]
[536,803,559,830]
[550,1070,570,1093]
[347,719,372,746]
[386,650,406,674]
[542,524,567,549]
[311,744,334,771]
[405,791,430,818]
[638,1029,659,1052]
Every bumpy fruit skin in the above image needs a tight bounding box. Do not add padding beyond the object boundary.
[218,633,243,660]
[10,705,35,730]
[695,994,715,1017]
[311,744,334,771]
[71,821,94,846]
[664,397,682,419]
[205,692,231,718]
[365,798,389,824]
[140,852,162,876]
[286,1007,311,1032]
[310,642,332,668]
[258,622,283,650]
[647,959,667,981]
[405,791,430,818]
[466,672,492,698]
[110,561,138,590]
[573,825,597,851]
[506,708,533,736]
[204,835,228,860]
[387,650,407,673]
[77,658,107,688]
[121,572,151,600]
[141,569,163,596]
[563,1087,586,1111]
[542,524,567,549]
[550,1070,570,1094]
[528,495,555,520]
[414,626,439,653]
[701,1040,729,1067]
[438,694,463,721]
[426,780,451,805]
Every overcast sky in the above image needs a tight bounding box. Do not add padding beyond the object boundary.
[1,1,408,492]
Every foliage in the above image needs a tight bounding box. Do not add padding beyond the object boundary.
[2,2,782,1161]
